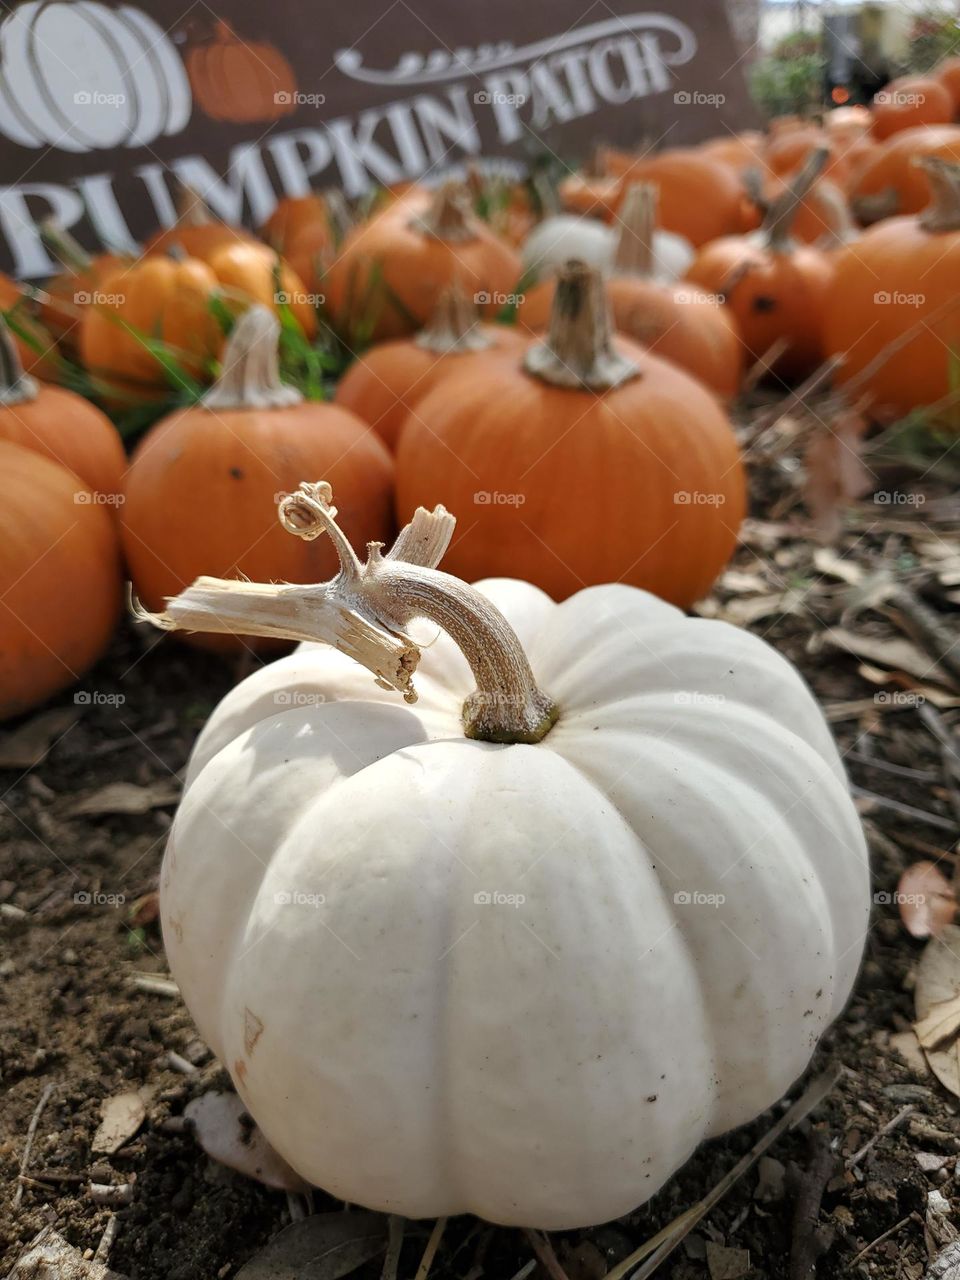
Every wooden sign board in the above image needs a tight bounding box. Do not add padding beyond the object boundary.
[0,2,757,277]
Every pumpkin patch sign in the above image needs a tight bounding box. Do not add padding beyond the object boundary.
[0,1,755,276]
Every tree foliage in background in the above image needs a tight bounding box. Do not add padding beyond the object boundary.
[907,10,960,72]
[750,32,826,120]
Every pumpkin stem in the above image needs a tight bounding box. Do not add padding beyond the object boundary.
[415,283,491,354]
[145,482,558,744]
[524,261,640,391]
[918,158,960,233]
[322,186,354,243]
[762,147,829,252]
[850,186,899,225]
[39,219,93,272]
[174,182,217,228]
[613,182,657,277]
[0,317,38,406]
[412,183,476,243]
[814,182,859,249]
[202,306,302,411]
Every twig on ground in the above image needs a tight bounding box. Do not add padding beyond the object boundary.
[413,1217,448,1280]
[789,1128,837,1280]
[845,1104,915,1170]
[12,1083,53,1210]
[381,1215,405,1280]
[846,1214,915,1267]
[523,1229,572,1280]
[94,1214,120,1263]
[851,786,956,832]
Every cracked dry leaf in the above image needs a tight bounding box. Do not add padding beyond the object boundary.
[184,1091,309,1193]
[915,926,960,1097]
[821,628,955,688]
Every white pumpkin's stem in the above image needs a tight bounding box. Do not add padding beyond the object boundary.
[918,157,960,233]
[412,183,475,243]
[39,219,93,272]
[614,182,657,277]
[144,482,558,744]
[524,261,640,390]
[202,306,302,411]
[763,147,829,252]
[414,284,490,355]
[0,317,38,406]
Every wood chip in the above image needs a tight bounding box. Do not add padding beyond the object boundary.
[7,1226,127,1278]
[0,707,80,769]
[897,862,958,939]
[91,1091,148,1155]
[68,781,180,818]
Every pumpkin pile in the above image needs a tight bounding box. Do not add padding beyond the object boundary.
[6,54,960,724]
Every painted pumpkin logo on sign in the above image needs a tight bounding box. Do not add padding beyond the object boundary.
[186,21,297,124]
[0,1,191,153]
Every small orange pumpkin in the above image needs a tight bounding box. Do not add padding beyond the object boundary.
[683,151,834,381]
[0,318,125,499]
[187,21,297,124]
[121,307,394,652]
[518,184,743,402]
[557,172,623,220]
[0,273,60,381]
[202,241,318,338]
[395,262,745,607]
[335,284,528,450]
[0,440,121,719]
[871,76,953,141]
[846,124,960,221]
[610,150,752,247]
[324,182,523,344]
[79,254,223,403]
[824,157,960,425]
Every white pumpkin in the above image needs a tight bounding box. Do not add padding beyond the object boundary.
[158,485,868,1231]
[522,212,693,283]
[0,2,191,153]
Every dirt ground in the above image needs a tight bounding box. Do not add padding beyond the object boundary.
[2,452,959,1280]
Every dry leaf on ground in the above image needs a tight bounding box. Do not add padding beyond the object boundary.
[234,1211,387,1279]
[898,862,957,938]
[0,707,81,769]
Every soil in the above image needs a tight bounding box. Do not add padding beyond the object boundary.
[2,455,959,1280]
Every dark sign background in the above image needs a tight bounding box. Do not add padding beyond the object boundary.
[0,1,758,276]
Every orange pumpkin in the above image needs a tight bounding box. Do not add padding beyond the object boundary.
[518,184,743,402]
[79,254,223,403]
[0,440,121,719]
[683,150,834,381]
[765,126,851,185]
[395,262,745,607]
[261,195,328,283]
[0,319,125,499]
[823,157,960,425]
[334,285,527,450]
[558,172,623,220]
[121,307,394,652]
[202,241,318,338]
[846,124,960,221]
[187,21,297,124]
[698,132,766,172]
[324,182,522,344]
[936,57,960,115]
[145,185,254,259]
[824,105,871,136]
[610,150,752,247]
[871,76,953,141]
[38,221,128,357]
